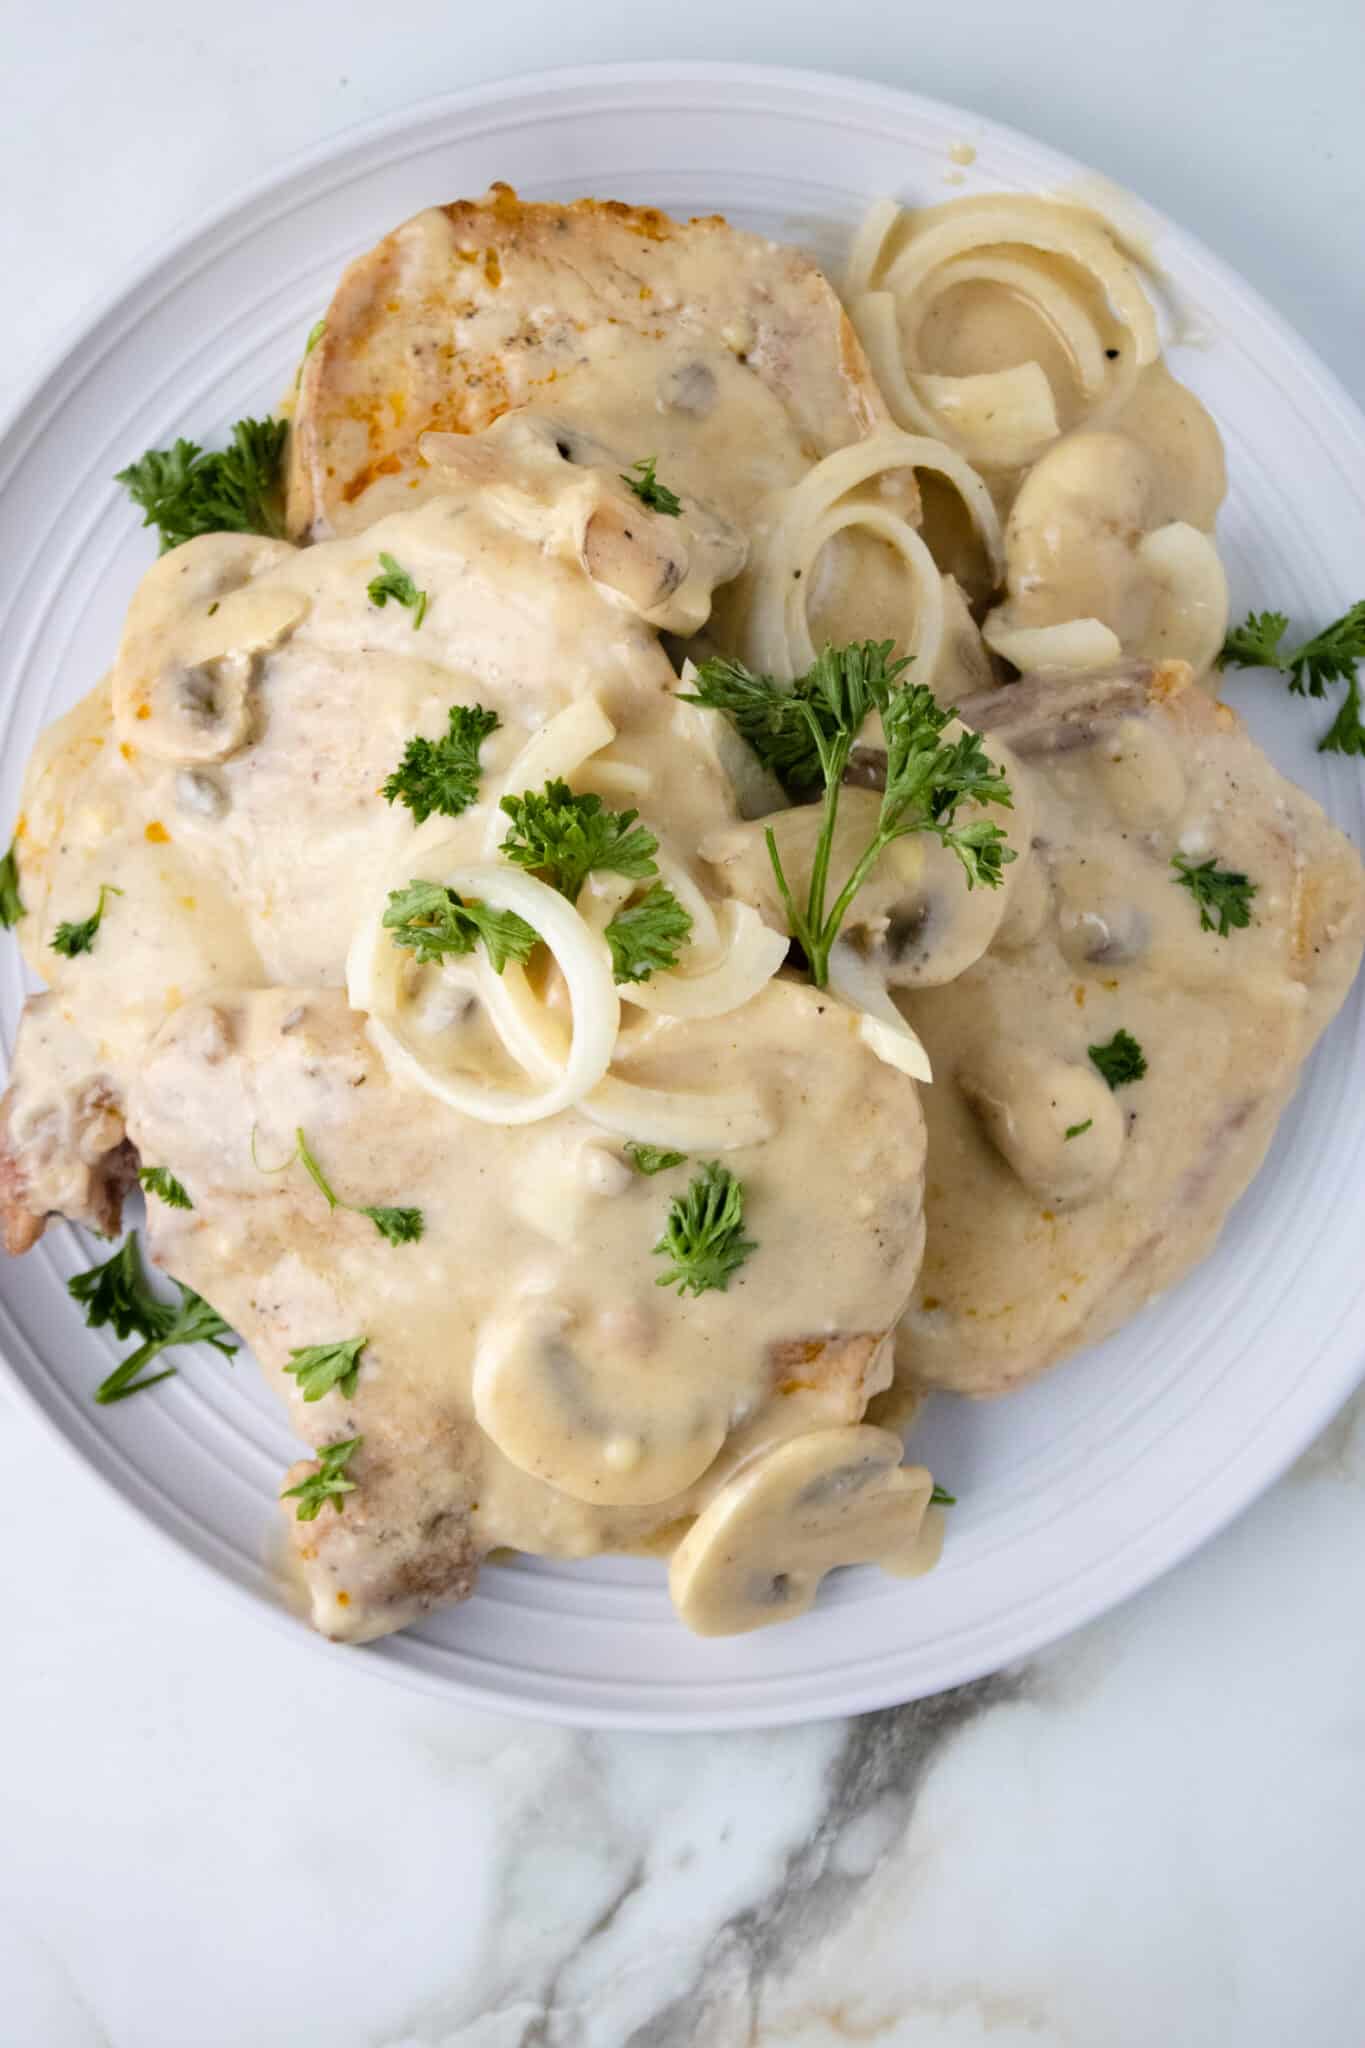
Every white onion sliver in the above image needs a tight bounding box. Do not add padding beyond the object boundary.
[844,194,902,299]
[827,940,933,1084]
[583,1074,774,1152]
[482,696,616,854]
[1135,521,1229,678]
[621,902,788,1019]
[982,613,1124,673]
[352,861,620,1126]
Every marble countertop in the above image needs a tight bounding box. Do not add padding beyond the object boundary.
[4,6,1365,2044]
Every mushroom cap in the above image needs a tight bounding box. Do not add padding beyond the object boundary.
[668,1424,941,1635]
[958,1040,1126,1206]
[420,411,748,637]
[111,533,305,763]
[473,1298,731,1507]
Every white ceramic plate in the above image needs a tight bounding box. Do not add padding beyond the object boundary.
[2,63,1363,1729]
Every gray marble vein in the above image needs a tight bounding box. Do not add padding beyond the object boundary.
[624,1676,1027,2048]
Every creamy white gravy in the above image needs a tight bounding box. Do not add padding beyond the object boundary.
[5,188,1363,1646]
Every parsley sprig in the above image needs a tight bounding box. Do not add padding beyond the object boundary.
[498,780,691,982]
[1219,602,1365,755]
[1088,1029,1147,1090]
[383,704,500,822]
[284,1337,368,1403]
[368,552,429,629]
[625,1142,688,1176]
[685,642,1014,988]
[384,880,538,974]
[51,884,122,959]
[68,1232,236,1404]
[138,1166,193,1210]
[1171,853,1257,936]
[653,1161,755,1297]
[280,1436,362,1521]
[621,456,682,517]
[116,417,288,554]
[499,782,659,901]
[605,882,693,984]
[0,838,23,928]
[293,1128,424,1245]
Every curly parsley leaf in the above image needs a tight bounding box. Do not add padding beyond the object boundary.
[878,685,1015,890]
[929,1482,956,1506]
[95,1285,236,1406]
[116,416,288,553]
[51,883,122,959]
[0,838,24,928]
[1088,1028,1147,1090]
[624,1142,687,1176]
[681,656,832,793]
[383,703,500,822]
[367,552,428,629]
[653,1160,756,1297]
[288,1129,423,1245]
[68,1233,166,1344]
[1220,601,1365,751]
[696,644,1013,987]
[605,883,693,984]
[361,1205,425,1246]
[620,455,682,517]
[1171,853,1257,936]
[383,880,538,974]
[280,1436,362,1521]
[70,1233,236,1404]
[284,1336,367,1404]
[138,1167,193,1210]
[1280,602,1365,699]
[499,781,659,903]
[1219,610,1291,674]
[1319,673,1365,757]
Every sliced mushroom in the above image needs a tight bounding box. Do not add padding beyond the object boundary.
[951,661,1161,755]
[704,772,1034,991]
[1057,901,1150,968]
[982,430,1227,680]
[958,1041,1125,1205]
[668,1426,940,1635]
[421,410,747,635]
[112,533,305,763]
[472,1299,730,1507]
[1088,712,1187,830]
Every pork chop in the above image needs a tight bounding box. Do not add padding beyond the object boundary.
[890,661,1365,1395]
[287,187,886,541]
[1,422,741,1249]
[126,981,926,1642]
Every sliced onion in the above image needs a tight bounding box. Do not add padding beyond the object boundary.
[844,194,903,299]
[827,940,933,1084]
[482,696,617,854]
[621,901,788,1019]
[846,195,1163,466]
[1135,521,1229,679]
[349,859,620,1125]
[583,1074,774,1152]
[884,198,1160,374]
[982,613,1124,673]
[738,430,1001,687]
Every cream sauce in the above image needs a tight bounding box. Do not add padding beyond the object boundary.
[4,426,930,1641]
[5,187,1363,1648]
[893,666,1365,1396]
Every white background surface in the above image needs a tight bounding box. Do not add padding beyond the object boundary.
[3,5,1365,2044]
